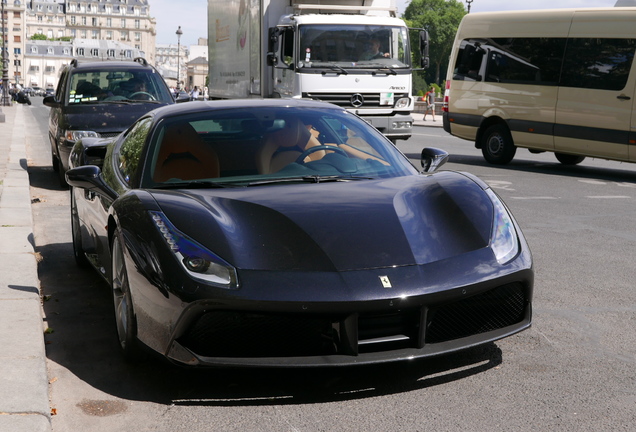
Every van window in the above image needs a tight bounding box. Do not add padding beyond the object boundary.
[453,38,566,85]
[560,38,636,91]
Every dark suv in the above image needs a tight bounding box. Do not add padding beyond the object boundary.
[44,57,178,186]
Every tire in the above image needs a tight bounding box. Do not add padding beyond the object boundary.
[70,189,90,268]
[51,150,59,172]
[111,228,145,363]
[555,153,585,165]
[57,156,69,189]
[480,124,516,165]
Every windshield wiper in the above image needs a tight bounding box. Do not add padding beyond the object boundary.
[321,65,349,75]
[153,180,234,189]
[247,175,374,186]
[373,67,398,75]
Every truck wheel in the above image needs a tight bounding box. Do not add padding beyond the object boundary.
[480,124,516,165]
[555,153,585,165]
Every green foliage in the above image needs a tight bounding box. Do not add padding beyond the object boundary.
[404,0,466,85]
[30,33,48,41]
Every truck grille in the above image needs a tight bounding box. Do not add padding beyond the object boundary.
[303,92,408,108]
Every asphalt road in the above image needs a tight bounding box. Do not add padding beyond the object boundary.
[25,102,636,431]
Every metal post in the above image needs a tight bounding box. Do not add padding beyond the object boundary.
[176,26,182,90]
[1,0,11,106]
[466,0,473,14]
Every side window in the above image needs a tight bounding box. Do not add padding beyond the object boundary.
[561,38,636,91]
[453,40,487,81]
[118,117,152,184]
[56,69,68,100]
[489,38,566,85]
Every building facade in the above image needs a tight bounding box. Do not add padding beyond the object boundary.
[2,0,26,88]
[23,38,143,89]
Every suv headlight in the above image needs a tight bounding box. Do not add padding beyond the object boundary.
[64,130,99,143]
[150,211,238,289]
[486,188,519,264]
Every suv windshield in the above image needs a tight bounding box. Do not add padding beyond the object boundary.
[299,25,410,68]
[68,68,173,104]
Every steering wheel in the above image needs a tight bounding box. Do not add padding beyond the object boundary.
[129,92,156,101]
[295,145,349,164]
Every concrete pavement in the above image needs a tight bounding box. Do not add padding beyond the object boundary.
[0,103,439,432]
[0,104,52,432]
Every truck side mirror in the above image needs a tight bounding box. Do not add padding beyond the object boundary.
[420,30,430,69]
[267,27,280,66]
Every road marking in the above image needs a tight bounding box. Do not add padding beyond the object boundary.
[579,179,607,185]
[510,196,558,200]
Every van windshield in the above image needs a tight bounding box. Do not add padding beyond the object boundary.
[67,69,173,104]
[298,25,410,69]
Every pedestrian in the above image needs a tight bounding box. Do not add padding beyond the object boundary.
[190,86,200,101]
[423,86,436,122]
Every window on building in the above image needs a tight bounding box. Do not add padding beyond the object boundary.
[77,48,84,56]
[107,18,112,27]
[106,31,113,40]
[90,48,99,57]
[135,19,140,29]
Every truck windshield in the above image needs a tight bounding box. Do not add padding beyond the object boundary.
[299,25,410,68]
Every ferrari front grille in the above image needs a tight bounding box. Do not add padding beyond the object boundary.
[425,283,528,344]
[176,283,529,359]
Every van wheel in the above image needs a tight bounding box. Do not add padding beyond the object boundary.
[481,124,516,165]
[555,153,585,165]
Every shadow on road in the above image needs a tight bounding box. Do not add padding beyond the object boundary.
[403,151,636,184]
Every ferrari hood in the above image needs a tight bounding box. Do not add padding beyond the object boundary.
[152,173,494,272]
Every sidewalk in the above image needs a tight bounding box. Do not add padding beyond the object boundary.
[0,104,52,432]
[412,113,443,128]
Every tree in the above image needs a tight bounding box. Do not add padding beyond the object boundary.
[403,0,466,85]
[30,33,48,41]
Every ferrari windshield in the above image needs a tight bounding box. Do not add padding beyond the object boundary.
[298,24,410,68]
[141,106,418,188]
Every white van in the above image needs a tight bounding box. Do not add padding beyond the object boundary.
[442,7,636,165]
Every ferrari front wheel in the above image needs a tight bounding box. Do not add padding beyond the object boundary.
[111,228,145,363]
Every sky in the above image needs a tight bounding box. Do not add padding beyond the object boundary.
[151,0,622,47]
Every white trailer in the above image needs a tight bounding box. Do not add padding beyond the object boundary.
[208,0,428,142]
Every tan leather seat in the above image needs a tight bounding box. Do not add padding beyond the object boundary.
[255,118,325,174]
[153,123,220,182]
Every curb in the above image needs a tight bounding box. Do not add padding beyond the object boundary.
[0,104,52,432]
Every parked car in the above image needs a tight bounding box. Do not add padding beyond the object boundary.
[43,57,175,186]
[65,99,533,367]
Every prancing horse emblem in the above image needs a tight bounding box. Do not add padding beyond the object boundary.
[379,276,392,288]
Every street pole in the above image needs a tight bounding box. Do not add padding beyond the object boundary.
[176,26,182,90]
[466,0,473,14]
[1,0,11,107]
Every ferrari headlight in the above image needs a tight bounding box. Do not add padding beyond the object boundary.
[486,189,519,264]
[150,211,238,289]
[64,130,99,143]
